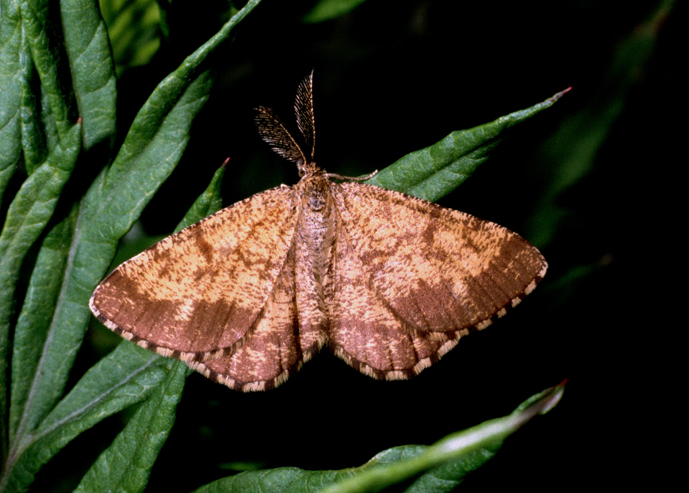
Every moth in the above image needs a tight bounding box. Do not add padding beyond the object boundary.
[90,72,547,391]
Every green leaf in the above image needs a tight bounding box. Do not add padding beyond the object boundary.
[17,0,117,166]
[32,343,174,448]
[100,0,162,75]
[94,0,260,203]
[73,359,187,493]
[2,162,226,492]
[174,160,227,232]
[9,204,79,443]
[303,0,368,23]
[0,0,23,201]
[2,345,172,493]
[0,120,81,444]
[65,163,227,493]
[11,0,259,437]
[0,3,260,492]
[20,0,75,141]
[19,25,48,175]
[193,382,565,493]
[366,88,572,203]
[60,0,117,151]
[0,0,24,456]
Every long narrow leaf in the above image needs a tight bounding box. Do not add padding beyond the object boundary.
[31,164,226,492]
[366,88,571,202]
[11,0,260,441]
[0,0,23,201]
[34,163,225,438]
[19,0,75,140]
[39,161,225,439]
[60,0,117,151]
[1,153,225,493]
[0,120,81,443]
[1,3,260,492]
[19,26,47,175]
[0,345,172,493]
[73,360,188,493]
[174,160,227,232]
[193,382,565,493]
[100,0,261,193]
[323,382,564,493]
[0,0,25,458]
[9,204,78,443]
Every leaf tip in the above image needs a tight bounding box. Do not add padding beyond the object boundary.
[538,380,567,415]
[549,87,573,103]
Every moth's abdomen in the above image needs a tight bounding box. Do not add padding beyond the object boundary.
[293,174,338,335]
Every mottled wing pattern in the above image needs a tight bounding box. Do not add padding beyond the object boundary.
[90,185,300,369]
[191,244,326,391]
[327,183,547,378]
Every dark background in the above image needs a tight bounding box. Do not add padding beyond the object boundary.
[40,0,679,491]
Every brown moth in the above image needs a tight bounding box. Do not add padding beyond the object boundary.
[90,72,547,391]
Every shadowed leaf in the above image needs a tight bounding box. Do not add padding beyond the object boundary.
[0,2,260,491]
[2,149,227,493]
[366,88,571,202]
[304,0,368,23]
[193,382,565,493]
[73,360,188,493]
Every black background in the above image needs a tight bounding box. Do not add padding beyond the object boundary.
[38,0,680,491]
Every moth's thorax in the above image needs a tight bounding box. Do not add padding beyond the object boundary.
[295,171,337,265]
[298,170,332,209]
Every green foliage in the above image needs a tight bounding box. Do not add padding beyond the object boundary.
[72,360,188,493]
[366,88,570,202]
[0,1,258,491]
[3,0,671,490]
[303,0,368,23]
[193,383,564,493]
[99,0,162,75]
